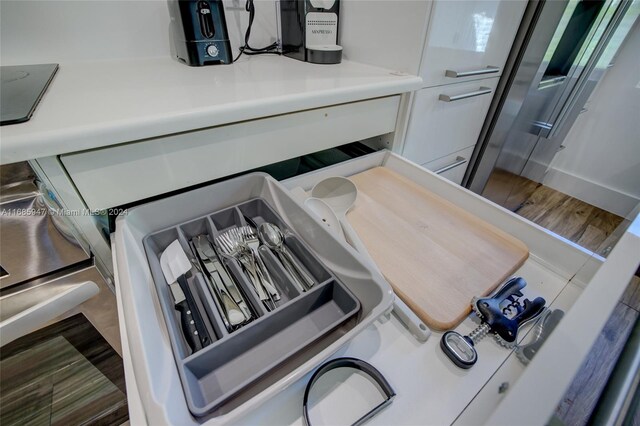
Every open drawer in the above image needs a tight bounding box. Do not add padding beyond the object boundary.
[239,151,639,425]
[112,172,394,424]
[114,150,639,425]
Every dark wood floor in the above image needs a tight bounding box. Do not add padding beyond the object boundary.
[483,169,639,425]
[483,169,624,256]
[0,314,128,426]
[555,276,640,426]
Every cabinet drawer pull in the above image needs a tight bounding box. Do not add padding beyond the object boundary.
[445,66,499,78]
[439,87,492,102]
[434,156,467,174]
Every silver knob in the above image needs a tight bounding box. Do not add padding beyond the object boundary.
[206,44,219,57]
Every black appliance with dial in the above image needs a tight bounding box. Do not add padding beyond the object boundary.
[280,0,342,64]
[168,0,233,66]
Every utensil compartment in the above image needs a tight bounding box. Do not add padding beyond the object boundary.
[142,196,361,416]
[182,280,359,414]
[143,228,226,359]
[237,199,332,284]
[181,213,269,319]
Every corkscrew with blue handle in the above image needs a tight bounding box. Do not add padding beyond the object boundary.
[440,277,546,369]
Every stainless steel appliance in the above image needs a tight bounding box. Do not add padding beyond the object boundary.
[464,0,634,204]
[168,0,233,66]
[0,163,117,350]
[280,0,342,64]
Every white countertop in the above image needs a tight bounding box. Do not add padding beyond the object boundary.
[0,56,421,164]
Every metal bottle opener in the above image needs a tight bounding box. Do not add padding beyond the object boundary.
[515,308,565,365]
[441,277,547,369]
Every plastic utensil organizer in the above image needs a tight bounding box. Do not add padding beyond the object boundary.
[141,174,374,418]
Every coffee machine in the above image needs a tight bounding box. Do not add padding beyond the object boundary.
[280,0,342,64]
[168,0,233,66]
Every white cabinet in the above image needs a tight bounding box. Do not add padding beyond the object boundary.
[403,77,498,166]
[401,0,526,185]
[419,0,527,88]
[424,145,475,185]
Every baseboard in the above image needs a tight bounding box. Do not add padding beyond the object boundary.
[544,168,639,218]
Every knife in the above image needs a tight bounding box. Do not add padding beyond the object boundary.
[160,239,211,353]
[168,278,202,352]
[176,273,212,350]
[198,235,253,320]
[189,239,233,332]
[192,236,250,328]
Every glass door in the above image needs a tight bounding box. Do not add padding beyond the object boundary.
[467,0,639,256]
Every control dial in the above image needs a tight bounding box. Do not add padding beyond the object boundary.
[206,44,219,57]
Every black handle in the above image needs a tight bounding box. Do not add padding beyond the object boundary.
[177,274,211,349]
[514,297,547,328]
[175,299,202,353]
[475,276,527,329]
[492,276,526,301]
[494,296,546,344]
[303,358,395,426]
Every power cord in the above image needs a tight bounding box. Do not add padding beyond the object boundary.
[233,0,280,62]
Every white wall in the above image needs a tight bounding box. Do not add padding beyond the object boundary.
[544,19,640,218]
[0,0,276,65]
[340,0,430,75]
[0,0,429,72]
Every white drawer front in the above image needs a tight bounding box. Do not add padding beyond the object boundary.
[403,77,498,165]
[419,0,527,87]
[423,145,475,185]
[61,96,400,210]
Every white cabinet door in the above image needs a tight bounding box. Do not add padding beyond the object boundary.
[419,0,527,87]
[423,145,475,185]
[403,77,498,166]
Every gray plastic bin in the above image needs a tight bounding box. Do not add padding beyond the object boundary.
[115,172,393,421]
[143,195,360,417]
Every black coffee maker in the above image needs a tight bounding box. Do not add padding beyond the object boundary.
[168,0,233,66]
[280,0,342,64]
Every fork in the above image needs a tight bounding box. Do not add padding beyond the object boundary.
[215,229,276,311]
[240,225,280,301]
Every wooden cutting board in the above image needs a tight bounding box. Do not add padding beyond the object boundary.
[347,167,529,331]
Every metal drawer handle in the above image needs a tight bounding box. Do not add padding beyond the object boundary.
[434,156,467,174]
[439,87,492,102]
[445,66,499,78]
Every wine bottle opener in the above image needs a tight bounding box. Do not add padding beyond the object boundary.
[441,277,546,369]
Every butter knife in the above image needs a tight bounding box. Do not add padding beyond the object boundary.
[193,236,252,322]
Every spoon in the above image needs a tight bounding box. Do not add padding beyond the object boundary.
[310,177,431,343]
[258,222,315,292]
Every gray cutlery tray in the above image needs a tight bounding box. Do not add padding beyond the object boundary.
[143,197,360,417]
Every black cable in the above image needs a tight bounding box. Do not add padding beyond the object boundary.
[233,0,280,62]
